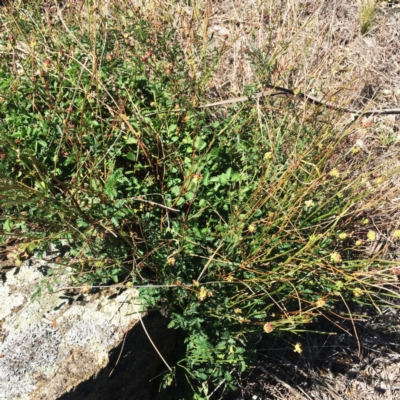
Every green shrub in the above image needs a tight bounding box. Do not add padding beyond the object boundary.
[0,1,397,398]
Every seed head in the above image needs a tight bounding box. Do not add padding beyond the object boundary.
[330,252,342,263]
[263,322,274,334]
[167,257,176,266]
[315,298,326,308]
[248,223,256,233]
[329,168,340,178]
[264,151,273,160]
[367,230,376,241]
[294,343,303,354]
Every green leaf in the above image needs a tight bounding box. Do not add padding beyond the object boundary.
[168,320,176,329]
[168,124,177,135]
[194,136,207,151]
[3,219,13,232]
[170,186,181,196]
[126,152,136,161]
[125,136,137,144]
[224,371,233,382]
[195,372,208,381]
[111,217,120,227]
[185,191,195,201]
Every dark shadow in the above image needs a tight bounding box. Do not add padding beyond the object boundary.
[58,313,176,400]
[227,306,400,399]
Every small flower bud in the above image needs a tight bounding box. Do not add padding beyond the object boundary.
[263,322,274,333]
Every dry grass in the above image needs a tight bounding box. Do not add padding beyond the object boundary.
[144,0,400,398]
[135,0,400,251]
[183,1,400,398]
[46,0,400,110]
[151,0,400,107]
[236,310,400,399]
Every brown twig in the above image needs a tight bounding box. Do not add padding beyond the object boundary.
[201,84,400,117]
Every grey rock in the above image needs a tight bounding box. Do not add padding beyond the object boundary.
[0,255,145,400]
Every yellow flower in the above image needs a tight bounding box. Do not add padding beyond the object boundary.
[336,281,344,290]
[192,280,200,287]
[263,322,274,334]
[315,298,326,308]
[234,308,242,314]
[393,230,400,239]
[309,234,320,244]
[248,223,256,233]
[355,240,363,246]
[197,286,208,301]
[81,283,91,294]
[353,288,363,298]
[329,168,340,178]
[338,232,347,240]
[367,230,376,241]
[264,152,273,160]
[330,252,342,263]
[362,218,369,225]
[305,200,315,208]
[192,173,202,183]
[197,286,213,301]
[167,257,176,266]
[294,343,303,354]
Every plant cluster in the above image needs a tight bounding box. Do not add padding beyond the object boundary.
[360,0,377,35]
[0,1,398,398]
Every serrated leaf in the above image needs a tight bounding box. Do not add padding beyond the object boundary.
[231,171,240,182]
[3,219,12,232]
[194,136,207,151]
[185,191,195,201]
[111,217,119,227]
[170,186,181,196]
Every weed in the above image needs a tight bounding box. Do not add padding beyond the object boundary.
[0,1,399,398]
[360,0,377,35]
